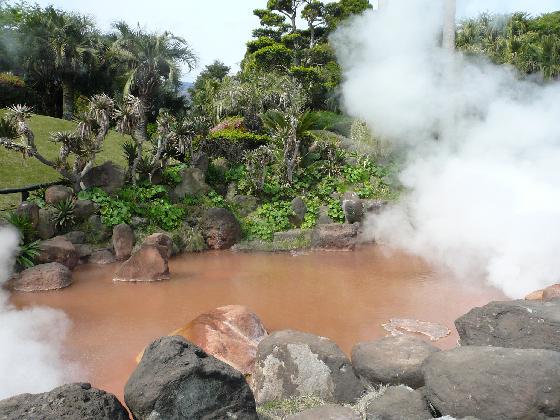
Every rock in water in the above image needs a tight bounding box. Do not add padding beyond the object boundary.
[37,236,79,269]
[423,346,560,419]
[142,232,173,258]
[252,330,364,404]
[287,404,361,420]
[89,249,116,265]
[201,208,242,249]
[125,336,258,420]
[112,223,134,260]
[311,223,359,250]
[113,245,169,282]
[455,299,560,351]
[80,161,125,194]
[169,305,267,375]
[366,386,432,420]
[9,262,72,292]
[0,383,128,420]
[352,335,439,388]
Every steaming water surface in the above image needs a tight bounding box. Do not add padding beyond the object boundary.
[10,246,505,401]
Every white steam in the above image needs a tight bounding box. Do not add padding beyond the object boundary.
[333,0,560,298]
[0,228,75,399]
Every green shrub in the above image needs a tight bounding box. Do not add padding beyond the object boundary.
[52,198,76,232]
[245,201,293,240]
[17,240,40,269]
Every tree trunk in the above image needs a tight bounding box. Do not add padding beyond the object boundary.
[134,109,149,144]
[443,0,456,51]
[62,79,75,120]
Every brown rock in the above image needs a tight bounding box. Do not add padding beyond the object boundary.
[543,284,560,300]
[89,249,116,265]
[311,223,359,250]
[112,223,134,260]
[525,289,544,300]
[113,245,169,282]
[15,202,39,228]
[37,236,79,269]
[142,232,173,258]
[201,208,241,250]
[9,262,72,292]
[80,161,125,194]
[45,185,73,205]
[157,305,268,375]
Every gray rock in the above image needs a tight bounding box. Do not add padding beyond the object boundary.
[0,383,128,420]
[80,161,125,194]
[290,197,307,227]
[423,346,560,420]
[16,202,39,228]
[125,336,258,420]
[112,223,134,260]
[74,199,96,220]
[86,215,111,242]
[9,262,72,292]
[89,249,116,265]
[252,330,364,405]
[363,199,388,215]
[318,205,333,225]
[352,336,439,389]
[201,208,241,250]
[37,208,56,240]
[62,230,86,244]
[170,167,210,201]
[44,185,73,205]
[311,223,360,250]
[287,404,361,420]
[366,386,431,420]
[342,196,364,224]
[37,236,79,269]
[75,244,93,259]
[455,299,560,351]
[193,152,209,174]
[231,195,258,217]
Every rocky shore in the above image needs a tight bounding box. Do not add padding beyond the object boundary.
[1,294,559,419]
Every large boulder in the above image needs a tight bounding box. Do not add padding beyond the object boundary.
[125,336,258,420]
[44,185,73,206]
[365,386,432,420]
[142,232,173,258]
[112,223,134,260]
[37,236,79,269]
[9,262,72,292]
[166,305,267,375]
[73,199,96,220]
[342,192,363,224]
[201,208,242,249]
[287,404,361,420]
[423,346,560,420]
[80,161,125,194]
[113,245,169,282]
[0,383,128,420]
[311,223,359,250]
[15,201,39,228]
[455,299,560,351]
[37,208,56,240]
[170,167,210,201]
[290,197,307,227]
[352,335,439,389]
[252,330,364,405]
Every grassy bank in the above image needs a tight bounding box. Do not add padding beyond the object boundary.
[0,112,129,211]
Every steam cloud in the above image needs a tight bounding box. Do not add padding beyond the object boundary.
[333,0,560,298]
[0,228,76,399]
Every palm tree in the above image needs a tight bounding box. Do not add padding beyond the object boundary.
[39,8,98,120]
[110,22,197,142]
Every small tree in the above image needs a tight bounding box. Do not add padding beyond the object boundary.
[0,94,114,191]
[243,145,275,192]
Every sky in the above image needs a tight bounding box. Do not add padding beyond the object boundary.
[28,0,560,82]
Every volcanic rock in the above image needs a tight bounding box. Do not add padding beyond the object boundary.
[37,236,79,269]
[113,245,169,282]
[44,185,73,205]
[365,386,431,420]
[112,223,134,260]
[9,262,72,292]
[201,207,241,249]
[311,223,359,250]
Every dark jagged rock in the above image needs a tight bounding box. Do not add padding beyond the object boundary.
[0,383,128,420]
[423,346,560,420]
[170,167,210,201]
[455,299,560,351]
[15,202,39,228]
[252,330,364,405]
[290,197,307,227]
[125,336,258,420]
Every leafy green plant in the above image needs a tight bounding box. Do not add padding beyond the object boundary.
[245,201,293,240]
[17,240,40,269]
[52,198,76,231]
[5,212,36,243]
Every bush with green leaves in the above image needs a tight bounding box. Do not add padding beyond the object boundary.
[5,212,40,268]
[52,198,76,232]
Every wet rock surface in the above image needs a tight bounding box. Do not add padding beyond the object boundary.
[252,330,364,405]
[37,236,79,269]
[113,245,169,282]
[366,386,431,420]
[455,299,560,351]
[9,262,72,292]
[352,335,439,388]
[201,207,242,249]
[125,336,258,420]
[0,383,128,420]
[141,232,173,258]
[423,346,560,420]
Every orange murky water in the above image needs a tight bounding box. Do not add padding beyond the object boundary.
[10,246,506,401]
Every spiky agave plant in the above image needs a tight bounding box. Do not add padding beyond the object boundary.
[52,198,76,232]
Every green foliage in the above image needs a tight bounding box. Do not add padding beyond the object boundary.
[17,240,40,269]
[245,201,293,240]
[5,212,36,243]
[162,164,187,185]
[252,43,293,71]
[78,187,132,226]
[5,212,40,268]
[208,128,270,144]
[247,37,277,54]
[168,224,206,254]
[52,197,76,231]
